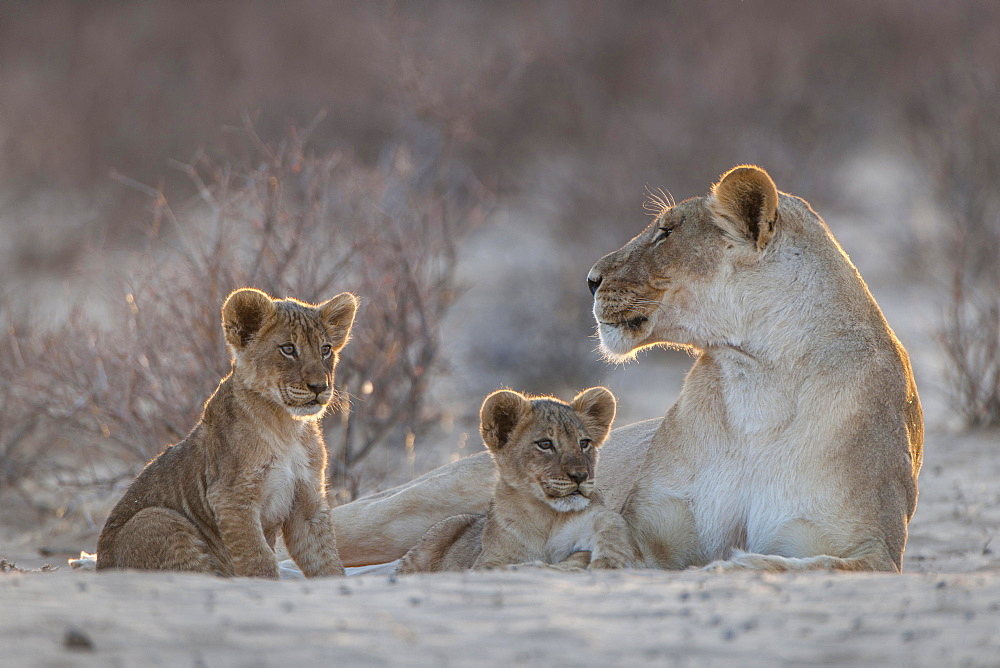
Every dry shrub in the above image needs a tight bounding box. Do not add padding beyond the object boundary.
[0,117,490,506]
[940,282,1000,428]
[908,47,1000,427]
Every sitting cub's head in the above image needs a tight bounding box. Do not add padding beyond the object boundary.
[221,288,359,419]
[480,387,616,512]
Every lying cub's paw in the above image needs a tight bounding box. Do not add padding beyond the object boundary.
[590,555,627,570]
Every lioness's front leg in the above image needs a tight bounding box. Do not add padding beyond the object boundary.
[283,480,344,578]
[702,518,902,573]
[208,478,279,579]
[621,483,700,569]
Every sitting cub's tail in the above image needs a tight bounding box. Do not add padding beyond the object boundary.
[69,551,397,578]
[69,551,97,571]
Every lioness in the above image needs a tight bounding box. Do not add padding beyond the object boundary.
[397,388,635,573]
[96,288,357,578]
[329,165,922,574]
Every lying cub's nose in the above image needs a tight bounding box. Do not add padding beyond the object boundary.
[307,382,329,395]
[587,275,602,296]
[568,471,588,484]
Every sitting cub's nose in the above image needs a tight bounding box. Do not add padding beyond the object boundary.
[587,275,602,296]
[307,382,329,395]
[567,471,588,484]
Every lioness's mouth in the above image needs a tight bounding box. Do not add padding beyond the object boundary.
[623,315,648,330]
[601,315,648,331]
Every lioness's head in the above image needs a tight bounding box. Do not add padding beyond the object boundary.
[479,387,616,512]
[221,288,359,419]
[587,165,837,361]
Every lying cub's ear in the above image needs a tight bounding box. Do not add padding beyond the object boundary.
[222,288,276,350]
[318,292,360,351]
[480,390,529,451]
[709,165,779,251]
[571,387,616,446]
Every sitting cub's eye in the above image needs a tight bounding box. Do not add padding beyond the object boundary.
[653,226,673,244]
[580,439,592,451]
[279,343,297,357]
[535,440,554,452]
[320,344,332,359]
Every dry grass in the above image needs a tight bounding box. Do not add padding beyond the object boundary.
[909,59,1000,428]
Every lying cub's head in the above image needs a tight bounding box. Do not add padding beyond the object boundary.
[480,387,616,512]
[221,288,358,419]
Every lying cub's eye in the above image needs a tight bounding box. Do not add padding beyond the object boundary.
[320,344,332,359]
[535,440,554,452]
[279,344,297,358]
[653,226,673,244]
[580,439,592,451]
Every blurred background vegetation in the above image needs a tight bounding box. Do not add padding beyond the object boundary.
[0,1,997,543]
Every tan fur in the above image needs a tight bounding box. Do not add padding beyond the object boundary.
[329,166,922,574]
[397,388,635,573]
[587,165,922,572]
[96,288,358,578]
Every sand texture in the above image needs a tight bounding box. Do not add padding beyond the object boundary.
[2,427,999,666]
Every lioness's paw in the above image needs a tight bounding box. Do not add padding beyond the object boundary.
[699,552,788,573]
[699,559,743,573]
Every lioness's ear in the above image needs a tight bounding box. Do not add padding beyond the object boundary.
[318,292,359,350]
[222,288,276,350]
[571,386,616,446]
[480,390,529,451]
[709,165,779,250]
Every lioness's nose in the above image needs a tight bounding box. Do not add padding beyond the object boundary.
[568,470,588,484]
[307,382,329,395]
[587,274,602,296]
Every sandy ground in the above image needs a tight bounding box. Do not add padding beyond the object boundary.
[3,567,999,666]
[1,426,998,666]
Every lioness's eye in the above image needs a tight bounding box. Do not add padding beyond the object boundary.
[321,344,332,358]
[535,440,554,452]
[279,344,297,357]
[580,439,592,450]
[653,226,672,244]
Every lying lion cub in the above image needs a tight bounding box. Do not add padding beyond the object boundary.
[96,288,357,578]
[397,387,635,573]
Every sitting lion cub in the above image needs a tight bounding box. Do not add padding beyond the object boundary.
[397,387,635,573]
[96,288,358,578]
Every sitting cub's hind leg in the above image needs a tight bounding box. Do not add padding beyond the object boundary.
[97,508,225,575]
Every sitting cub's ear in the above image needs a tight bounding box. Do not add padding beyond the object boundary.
[571,387,617,446]
[709,165,779,251]
[480,390,529,451]
[222,288,276,350]
[318,292,359,351]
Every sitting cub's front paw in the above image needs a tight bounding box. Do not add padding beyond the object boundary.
[234,557,280,579]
